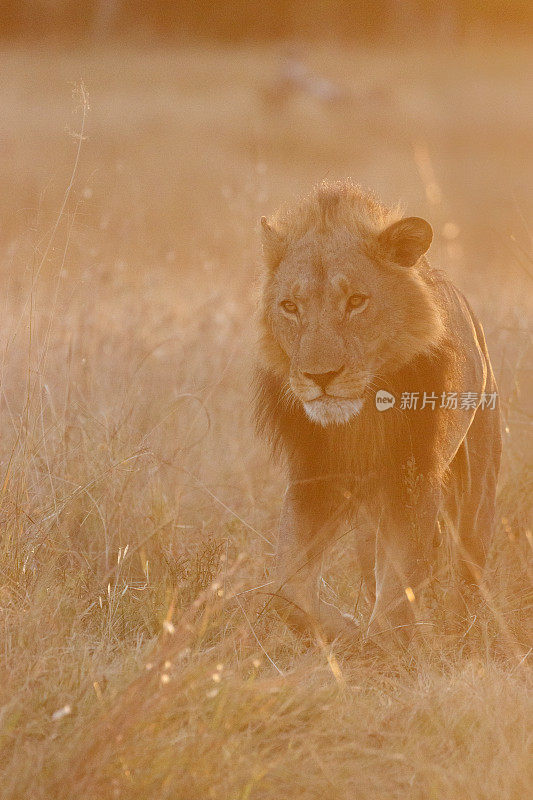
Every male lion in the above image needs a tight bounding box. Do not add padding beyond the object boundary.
[255,180,501,648]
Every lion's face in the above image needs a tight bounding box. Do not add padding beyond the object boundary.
[261,211,440,427]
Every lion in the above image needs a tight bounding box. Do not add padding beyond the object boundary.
[254,179,501,649]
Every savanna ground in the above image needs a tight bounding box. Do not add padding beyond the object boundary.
[0,41,532,799]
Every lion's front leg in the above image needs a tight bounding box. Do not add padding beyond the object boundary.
[366,488,440,649]
[273,484,358,643]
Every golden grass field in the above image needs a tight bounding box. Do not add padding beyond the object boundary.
[0,41,532,799]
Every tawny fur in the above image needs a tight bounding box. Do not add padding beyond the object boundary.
[255,180,501,649]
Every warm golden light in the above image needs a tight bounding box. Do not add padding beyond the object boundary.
[0,3,531,798]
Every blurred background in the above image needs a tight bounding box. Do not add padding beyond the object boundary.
[1,1,532,440]
[0,4,532,797]
[2,0,533,42]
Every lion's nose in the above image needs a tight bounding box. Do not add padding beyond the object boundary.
[302,368,343,392]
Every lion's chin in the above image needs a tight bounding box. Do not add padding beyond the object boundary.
[303,397,364,427]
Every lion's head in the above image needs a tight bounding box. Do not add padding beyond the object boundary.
[258,180,445,427]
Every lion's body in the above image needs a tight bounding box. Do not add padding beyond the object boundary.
[255,180,501,647]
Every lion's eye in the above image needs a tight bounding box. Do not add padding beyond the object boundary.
[347,293,369,313]
[280,300,298,315]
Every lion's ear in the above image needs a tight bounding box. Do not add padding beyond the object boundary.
[377,217,433,267]
[260,216,286,270]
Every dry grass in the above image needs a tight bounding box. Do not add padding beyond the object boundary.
[0,41,532,799]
